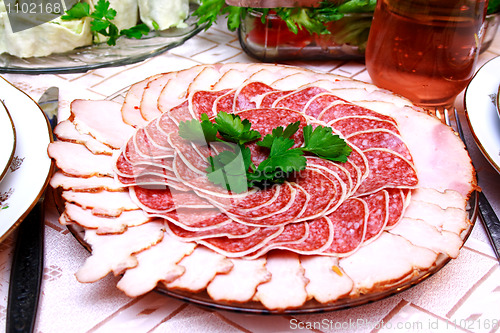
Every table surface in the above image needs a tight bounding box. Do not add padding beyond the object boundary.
[1,20,500,333]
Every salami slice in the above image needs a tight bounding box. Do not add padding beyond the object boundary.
[214,90,236,114]
[234,82,276,111]
[328,116,400,137]
[190,89,231,119]
[272,86,328,112]
[306,156,353,197]
[346,129,413,161]
[200,226,285,257]
[360,190,389,244]
[323,198,368,256]
[166,220,259,240]
[318,103,397,125]
[279,216,334,254]
[144,118,175,151]
[130,186,212,213]
[258,91,292,108]
[303,93,343,118]
[385,188,408,229]
[354,148,418,196]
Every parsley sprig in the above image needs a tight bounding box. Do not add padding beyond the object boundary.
[61,0,151,46]
[178,112,351,193]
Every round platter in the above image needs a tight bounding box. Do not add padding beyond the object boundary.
[0,4,206,74]
[0,76,53,243]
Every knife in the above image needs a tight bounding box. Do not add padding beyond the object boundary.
[454,108,500,262]
[6,87,58,333]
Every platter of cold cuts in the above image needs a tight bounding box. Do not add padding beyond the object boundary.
[48,63,477,313]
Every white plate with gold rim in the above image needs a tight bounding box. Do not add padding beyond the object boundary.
[464,56,500,174]
[0,100,15,182]
[0,76,53,243]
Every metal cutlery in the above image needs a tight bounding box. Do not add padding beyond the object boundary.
[6,87,58,333]
[452,108,500,262]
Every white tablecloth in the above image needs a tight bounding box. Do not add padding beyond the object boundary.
[1,20,500,333]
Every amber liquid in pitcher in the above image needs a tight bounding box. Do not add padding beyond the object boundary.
[365,0,487,107]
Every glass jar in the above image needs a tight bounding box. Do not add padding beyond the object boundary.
[238,9,373,61]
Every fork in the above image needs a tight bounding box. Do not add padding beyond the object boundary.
[439,107,500,262]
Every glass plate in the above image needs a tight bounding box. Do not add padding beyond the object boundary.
[61,189,477,315]
[0,4,206,75]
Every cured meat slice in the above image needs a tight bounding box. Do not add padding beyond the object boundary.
[48,141,114,177]
[403,200,469,235]
[306,156,352,196]
[317,102,397,125]
[165,246,234,292]
[190,89,230,118]
[71,99,135,149]
[254,251,308,310]
[293,168,339,221]
[346,129,413,161]
[157,111,179,136]
[354,148,418,196]
[62,190,140,217]
[340,232,438,294]
[54,120,114,155]
[199,226,284,257]
[345,143,369,182]
[63,203,150,234]
[50,172,124,192]
[166,220,258,240]
[244,222,310,259]
[117,233,197,297]
[214,90,236,114]
[157,65,206,115]
[328,116,400,137]
[361,190,389,244]
[130,186,212,213]
[385,188,407,229]
[121,74,161,127]
[411,188,466,210]
[272,86,328,112]
[157,208,231,231]
[114,152,173,179]
[389,217,463,258]
[144,117,175,150]
[167,100,193,124]
[207,258,271,302]
[76,220,165,283]
[134,128,174,159]
[234,81,276,111]
[258,90,292,108]
[323,198,368,256]
[280,217,334,254]
[301,256,354,303]
[140,72,175,121]
[303,93,343,118]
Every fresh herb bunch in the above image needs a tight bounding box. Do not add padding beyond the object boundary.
[61,0,151,46]
[179,112,352,193]
[194,0,375,35]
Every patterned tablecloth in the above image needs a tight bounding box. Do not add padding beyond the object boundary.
[1,20,500,333]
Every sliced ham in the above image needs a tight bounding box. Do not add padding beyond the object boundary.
[54,120,114,155]
[62,190,140,217]
[50,172,123,192]
[121,75,161,127]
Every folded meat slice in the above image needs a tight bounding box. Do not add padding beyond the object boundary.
[70,99,135,149]
[62,190,140,217]
[389,217,463,258]
[166,220,259,240]
[48,141,114,177]
[340,232,438,295]
[121,74,161,127]
[165,246,233,292]
[76,220,165,283]
[253,251,309,310]
[50,172,123,192]
[301,255,354,303]
[54,120,114,155]
[207,258,271,303]
[117,233,197,297]
[63,203,151,234]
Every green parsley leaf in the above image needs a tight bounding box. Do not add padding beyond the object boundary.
[206,144,253,193]
[178,114,218,143]
[61,2,90,20]
[121,24,150,39]
[93,0,116,21]
[214,112,261,145]
[301,125,352,162]
[257,121,300,149]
